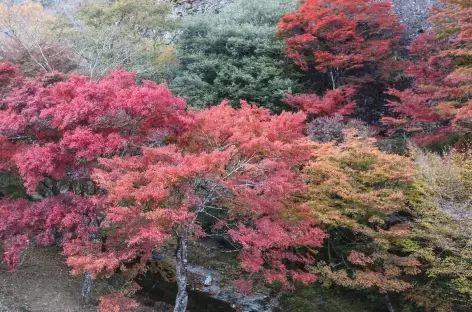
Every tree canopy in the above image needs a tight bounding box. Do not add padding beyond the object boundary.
[1,0,472,311]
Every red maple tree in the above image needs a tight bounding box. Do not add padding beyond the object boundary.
[0,194,102,269]
[382,0,472,145]
[68,101,327,311]
[278,0,405,88]
[278,0,406,123]
[0,63,191,305]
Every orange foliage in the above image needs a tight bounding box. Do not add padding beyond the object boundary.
[305,131,419,293]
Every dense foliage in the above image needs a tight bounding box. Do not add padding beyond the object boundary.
[307,132,418,294]
[0,65,327,311]
[170,0,303,112]
[0,66,190,274]
[403,148,472,311]
[278,0,405,87]
[278,0,407,124]
[382,0,472,146]
[1,0,472,312]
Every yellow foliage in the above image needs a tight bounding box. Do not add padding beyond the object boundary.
[155,46,178,65]
[405,147,472,310]
[0,1,56,45]
[0,1,69,74]
[306,131,411,230]
[305,130,418,293]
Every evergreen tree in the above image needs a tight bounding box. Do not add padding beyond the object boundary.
[171,0,302,112]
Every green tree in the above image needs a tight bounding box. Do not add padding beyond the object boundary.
[53,0,180,81]
[171,0,302,112]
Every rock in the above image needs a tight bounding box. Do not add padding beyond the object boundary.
[185,264,272,312]
[173,0,231,16]
[204,275,212,286]
[0,301,8,312]
[150,240,278,311]
[216,289,271,312]
[188,264,221,284]
[208,285,221,295]
[391,0,439,40]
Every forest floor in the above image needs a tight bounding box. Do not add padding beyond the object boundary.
[0,247,111,312]
[0,246,379,312]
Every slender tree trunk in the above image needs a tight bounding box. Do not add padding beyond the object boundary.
[330,70,337,90]
[18,246,28,268]
[327,239,332,264]
[174,235,189,312]
[82,271,93,303]
[385,293,396,312]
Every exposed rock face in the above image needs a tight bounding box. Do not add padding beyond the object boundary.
[173,0,231,16]
[151,242,275,312]
[187,264,274,312]
[391,0,438,40]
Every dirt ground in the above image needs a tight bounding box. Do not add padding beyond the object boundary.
[0,247,112,312]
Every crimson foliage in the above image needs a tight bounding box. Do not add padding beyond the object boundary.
[0,64,327,311]
[0,63,189,288]
[382,0,472,145]
[278,0,405,85]
[278,0,407,125]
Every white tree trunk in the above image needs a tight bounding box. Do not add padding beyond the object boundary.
[81,271,93,303]
[174,235,189,312]
[385,293,396,312]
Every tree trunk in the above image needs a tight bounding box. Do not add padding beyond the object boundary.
[385,293,396,312]
[174,235,189,312]
[81,271,93,303]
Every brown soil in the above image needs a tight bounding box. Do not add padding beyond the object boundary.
[0,247,112,312]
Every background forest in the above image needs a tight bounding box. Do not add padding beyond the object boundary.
[0,0,471,312]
